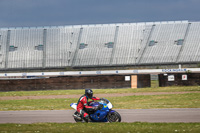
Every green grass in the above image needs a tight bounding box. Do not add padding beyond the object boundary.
[151,80,159,87]
[0,81,200,97]
[0,122,199,133]
[0,93,199,111]
[110,93,200,109]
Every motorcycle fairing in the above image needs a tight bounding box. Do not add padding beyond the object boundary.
[70,103,77,110]
[90,110,109,122]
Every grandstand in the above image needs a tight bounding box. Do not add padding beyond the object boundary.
[0,20,200,70]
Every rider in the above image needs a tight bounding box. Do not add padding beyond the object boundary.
[77,89,100,122]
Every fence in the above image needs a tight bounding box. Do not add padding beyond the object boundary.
[0,55,200,70]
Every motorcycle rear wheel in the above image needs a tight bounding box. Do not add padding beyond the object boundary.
[73,111,83,122]
[107,111,121,122]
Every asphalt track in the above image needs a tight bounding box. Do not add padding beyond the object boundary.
[0,108,200,123]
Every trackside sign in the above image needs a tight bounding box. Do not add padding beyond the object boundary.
[168,75,175,81]
[182,75,187,80]
[162,69,187,72]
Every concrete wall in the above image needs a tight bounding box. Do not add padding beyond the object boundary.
[138,74,151,88]
[159,73,200,87]
[0,74,150,91]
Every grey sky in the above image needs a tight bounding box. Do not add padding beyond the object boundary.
[0,0,200,28]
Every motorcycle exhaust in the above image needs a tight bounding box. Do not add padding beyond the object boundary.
[73,114,82,120]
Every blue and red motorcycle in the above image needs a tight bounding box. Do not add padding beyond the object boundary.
[70,98,121,122]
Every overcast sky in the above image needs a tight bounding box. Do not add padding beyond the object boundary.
[0,0,200,28]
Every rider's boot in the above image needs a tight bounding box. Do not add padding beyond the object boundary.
[84,115,91,123]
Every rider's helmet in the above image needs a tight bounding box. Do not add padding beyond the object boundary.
[85,89,93,99]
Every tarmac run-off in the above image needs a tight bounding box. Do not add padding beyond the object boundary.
[0,108,199,123]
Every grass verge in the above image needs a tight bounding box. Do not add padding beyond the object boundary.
[0,82,200,97]
[0,122,200,133]
[0,93,199,111]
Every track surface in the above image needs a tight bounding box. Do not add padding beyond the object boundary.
[0,108,200,123]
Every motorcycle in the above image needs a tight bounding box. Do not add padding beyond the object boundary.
[70,98,121,122]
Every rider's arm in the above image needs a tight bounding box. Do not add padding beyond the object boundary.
[82,97,95,109]
[91,97,100,100]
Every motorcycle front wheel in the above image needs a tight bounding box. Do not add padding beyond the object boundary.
[107,111,121,122]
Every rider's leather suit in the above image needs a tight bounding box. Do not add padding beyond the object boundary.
[77,94,100,120]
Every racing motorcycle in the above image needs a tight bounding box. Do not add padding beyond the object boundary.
[70,98,121,122]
